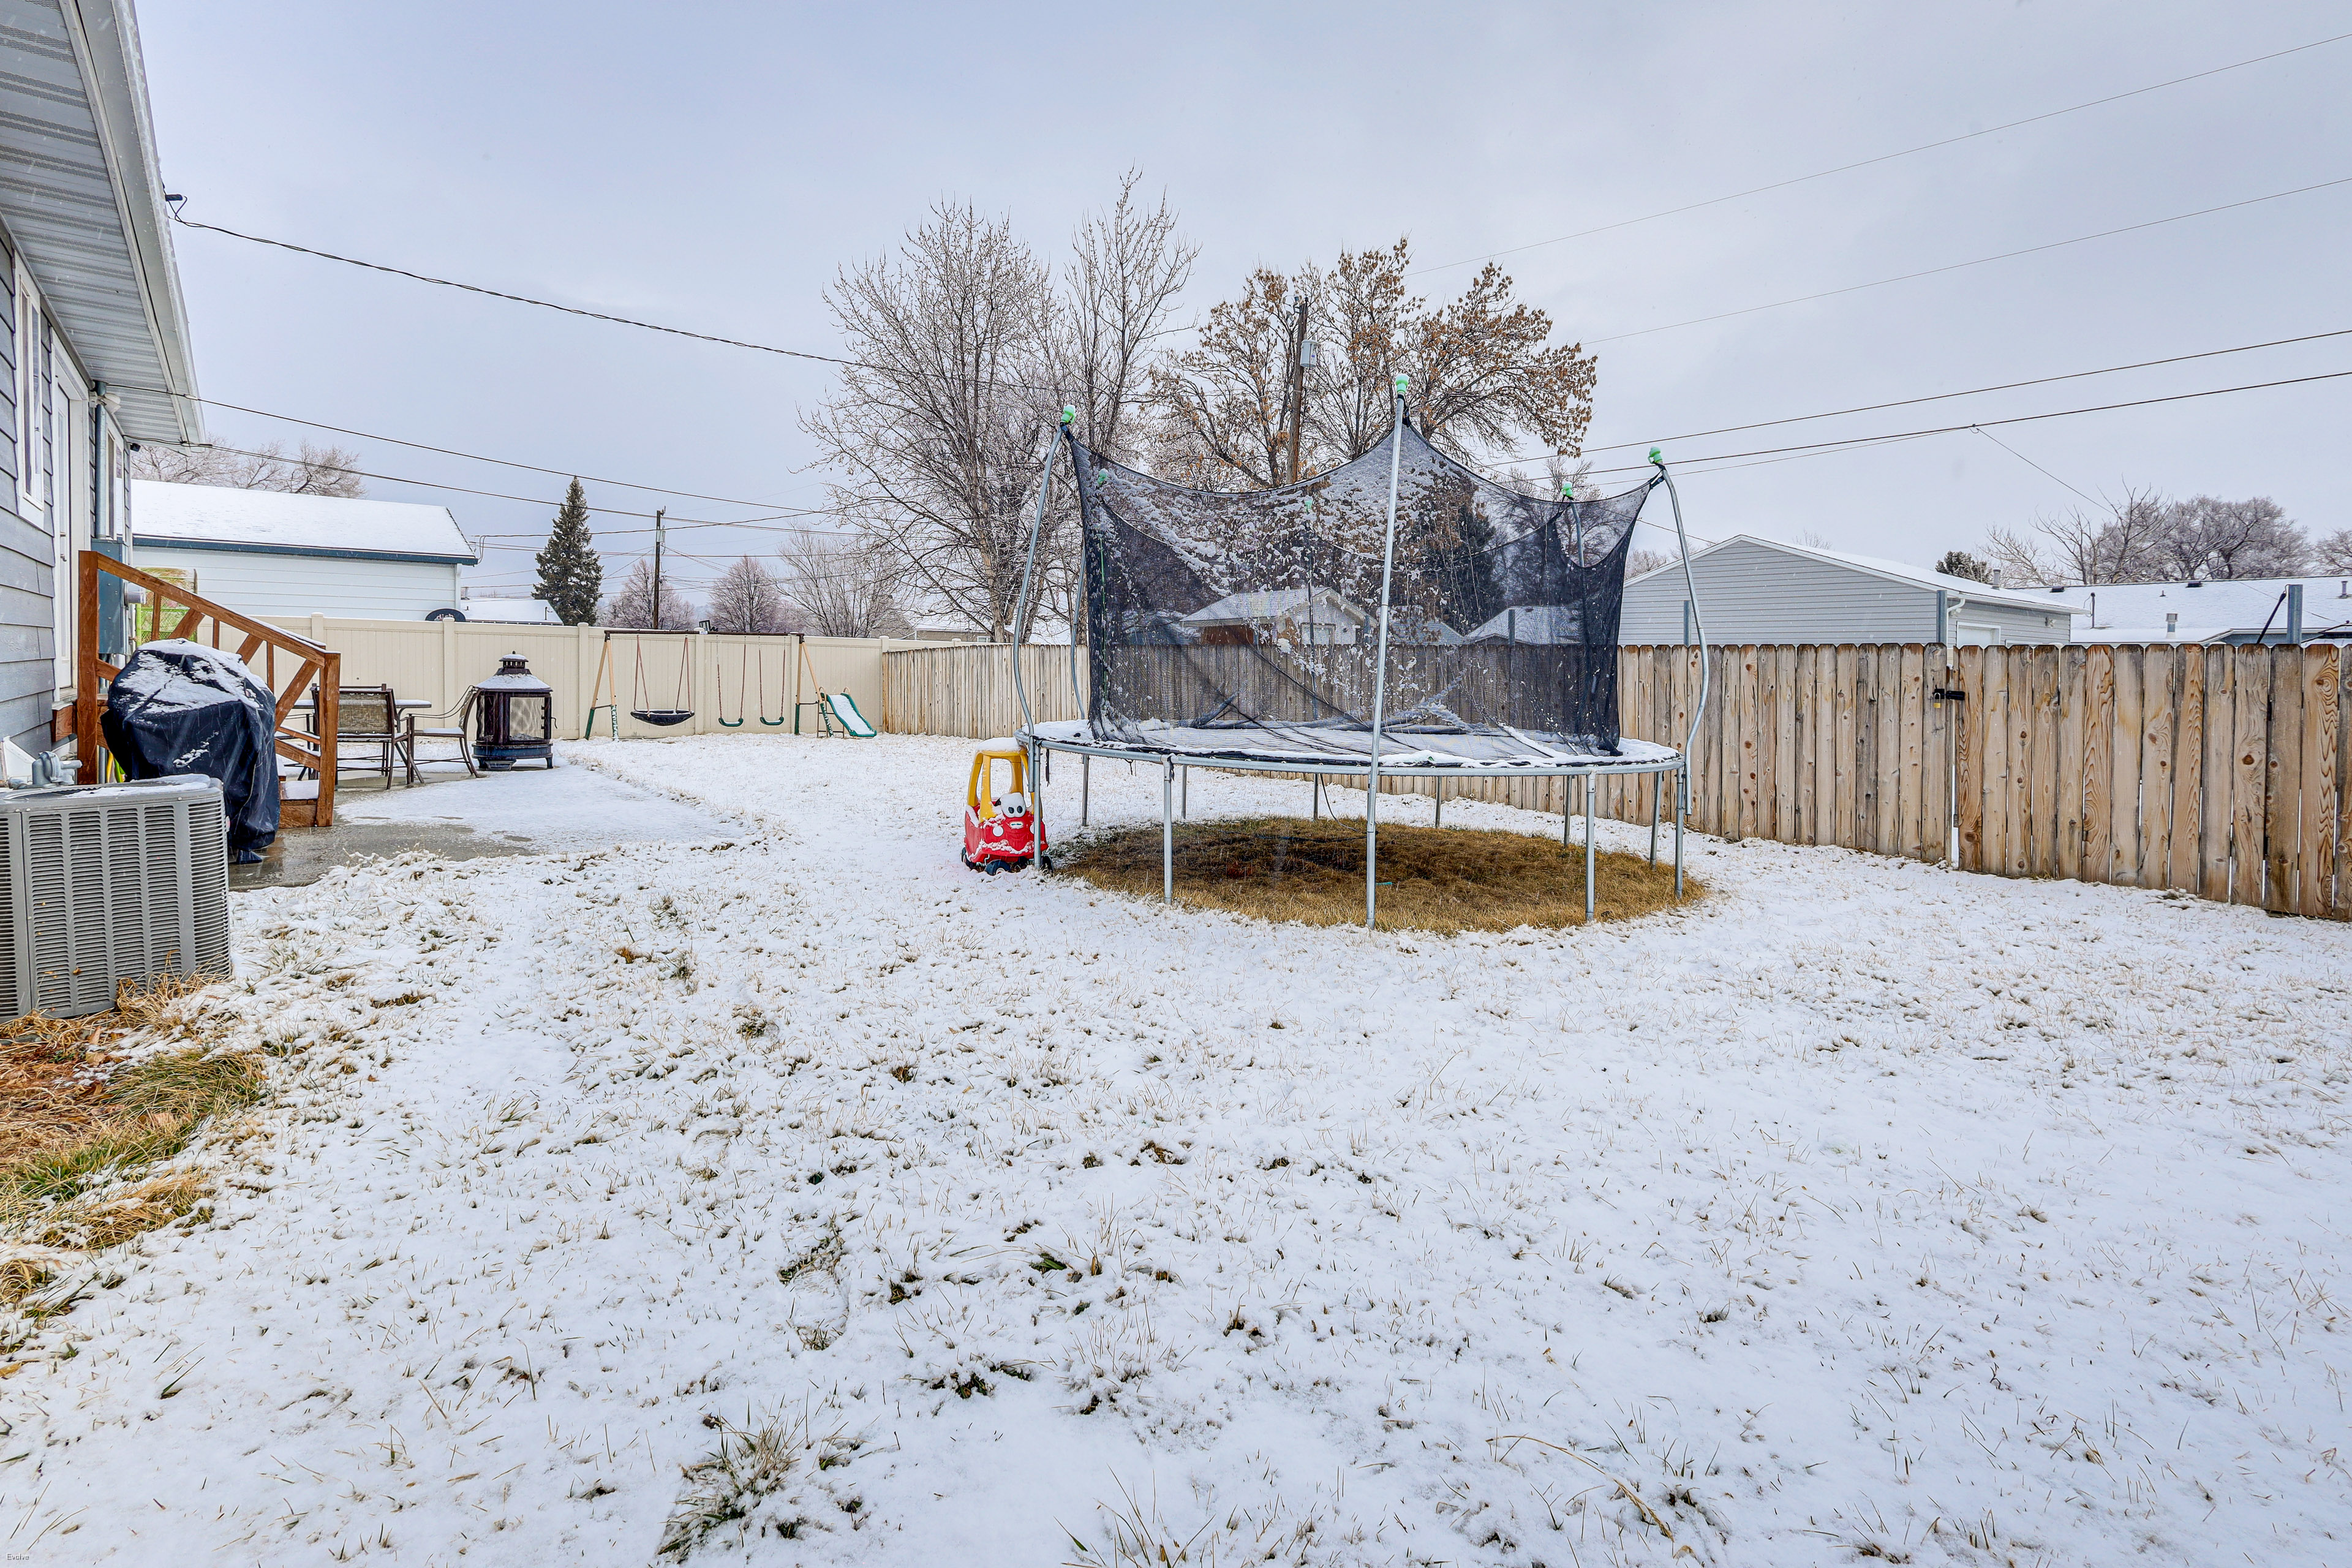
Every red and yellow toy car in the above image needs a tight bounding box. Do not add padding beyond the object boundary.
[963,742,1042,873]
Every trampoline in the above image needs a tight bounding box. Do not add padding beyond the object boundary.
[1009,379,1711,926]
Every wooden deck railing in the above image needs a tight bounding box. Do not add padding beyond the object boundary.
[75,551,344,827]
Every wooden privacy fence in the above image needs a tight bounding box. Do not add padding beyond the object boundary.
[883,643,1084,739]
[1951,643,2343,916]
[882,638,2348,918]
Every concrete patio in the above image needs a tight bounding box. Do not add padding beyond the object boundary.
[233,757,744,889]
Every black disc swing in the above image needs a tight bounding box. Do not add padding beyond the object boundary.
[626,510,693,727]
[629,634,693,727]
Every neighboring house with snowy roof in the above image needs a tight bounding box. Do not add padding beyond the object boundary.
[1465,604,1583,645]
[130,481,477,621]
[1621,535,2086,646]
[1183,587,1368,646]
[2058,575,2352,644]
[0,1,204,760]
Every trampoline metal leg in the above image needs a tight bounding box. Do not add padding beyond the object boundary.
[1181,766,1188,819]
[1031,742,1047,870]
[1162,758,1175,905]
[1434,778,1443,829]
[1648,772,1659,865]
[1561,778,1570,845]
[1081,755,1090,826]
[1585,777,1596,924]
[1674,765,1686,900]
[1311,773,1319,820]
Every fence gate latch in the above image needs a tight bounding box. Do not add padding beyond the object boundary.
[1931,687,1967,703]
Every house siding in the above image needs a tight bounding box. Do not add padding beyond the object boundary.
[129,545,464,622]
[1620,538,2071,646]
[0,235,43,754]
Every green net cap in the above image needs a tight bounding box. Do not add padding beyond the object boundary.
[1061,404,1076,426]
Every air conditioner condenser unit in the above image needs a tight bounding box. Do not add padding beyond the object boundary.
[2,775,233,1022]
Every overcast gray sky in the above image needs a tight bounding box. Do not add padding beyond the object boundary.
[138,2,2351,606]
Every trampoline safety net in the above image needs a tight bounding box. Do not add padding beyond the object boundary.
[1066,421,1660,766]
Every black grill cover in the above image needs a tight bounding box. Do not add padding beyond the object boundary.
[102,640,282,859]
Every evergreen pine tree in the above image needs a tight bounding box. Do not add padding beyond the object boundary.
[533,479,603,624]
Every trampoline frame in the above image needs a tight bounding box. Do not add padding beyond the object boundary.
[1006,401,1713,929]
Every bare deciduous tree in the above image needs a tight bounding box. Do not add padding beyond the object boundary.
[1986,488,2308,584]
[603,557,694,630]
[1144,265,1296,489]
[1985,489,2169,585]
[707,556,793,633]
[2153,495,2307,579]
[2315,527,2352,575]
[1150,239,1597,489]
[781,529,905,639]
[130,439,366,497]
[1057,170,1196,466]
[1626,548,1675,579]
[801,200,1058,641]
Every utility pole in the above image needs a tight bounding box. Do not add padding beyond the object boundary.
[650,508,666,631]
[1278,293,1311,485]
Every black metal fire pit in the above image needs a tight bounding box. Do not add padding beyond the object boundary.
[472,653,556,770]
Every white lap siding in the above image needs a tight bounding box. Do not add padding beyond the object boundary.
[127,545,463,622]
[1619,536,2073,646]
[0,243,45,754]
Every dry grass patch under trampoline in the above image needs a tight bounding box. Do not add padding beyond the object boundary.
[1057,816,1701,933]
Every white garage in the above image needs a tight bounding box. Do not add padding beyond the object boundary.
[130,481,478,621]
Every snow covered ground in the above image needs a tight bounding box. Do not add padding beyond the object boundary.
[6,733,2347,1566]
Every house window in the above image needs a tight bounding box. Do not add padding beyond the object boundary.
[13,265,36,515]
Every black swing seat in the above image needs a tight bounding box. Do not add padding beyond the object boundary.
[631,709,695,728]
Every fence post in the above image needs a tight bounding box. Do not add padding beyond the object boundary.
[440,615,458,717]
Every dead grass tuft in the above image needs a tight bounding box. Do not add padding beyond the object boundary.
[1057,816,1702,934]
[0,1256,52,1305]
[0,978,257,1253]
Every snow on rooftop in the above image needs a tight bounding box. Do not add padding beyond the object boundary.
[2063,576,2352,640]
[1184,587,1368,624]
[130,480,477,562]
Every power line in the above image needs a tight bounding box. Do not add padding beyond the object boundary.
[1506,324,2352,466]
[1580,366,2352,477]
[170,211,864,370]
[1585,175,2352,345]
[200,445,851,538]
[168,208,1081,398]
[1408,30,2352,277]
[117,383,828,512]
[1969,425,2103,507]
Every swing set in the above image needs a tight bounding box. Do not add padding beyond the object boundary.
[582,631,877,739]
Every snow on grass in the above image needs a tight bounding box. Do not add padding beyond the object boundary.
[2,731,2345,1566]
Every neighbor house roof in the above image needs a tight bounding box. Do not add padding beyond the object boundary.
[2061,576,2352,642]
[0,1,202,443]
[131,481,478,565]
[1464,604,1583,644]
[1628,535,2090,614]
[1184,587,1366,625]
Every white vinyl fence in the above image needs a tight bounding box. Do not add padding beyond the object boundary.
[271,619,896,741]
